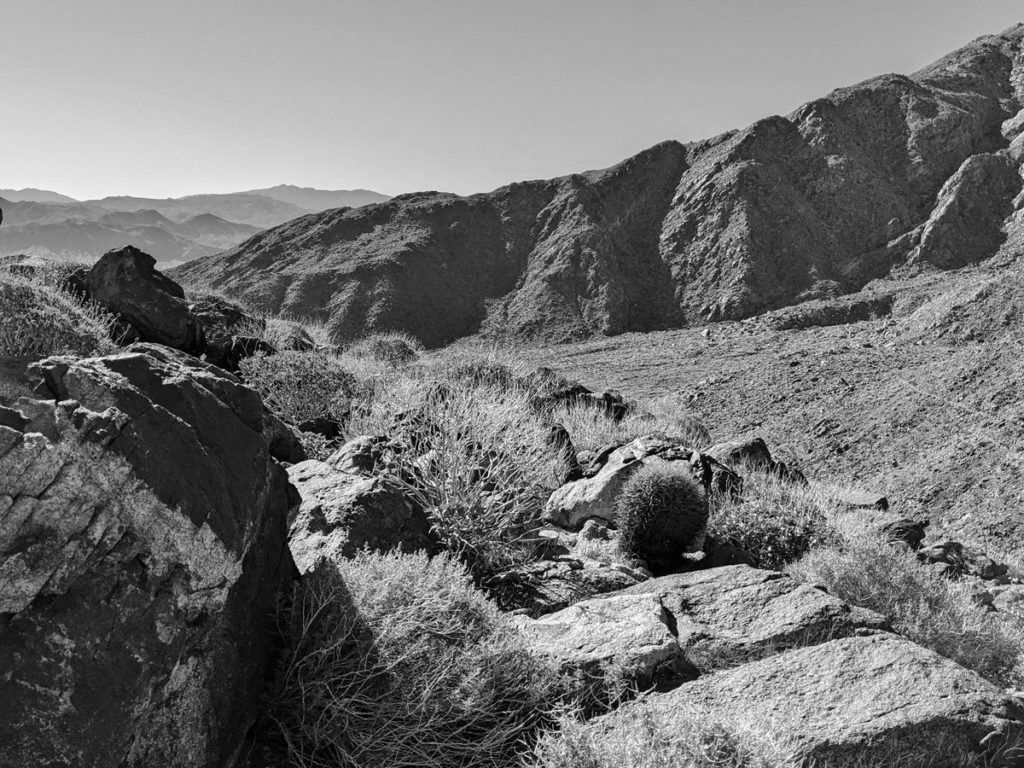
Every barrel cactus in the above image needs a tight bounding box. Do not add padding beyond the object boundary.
[615,463,709,571]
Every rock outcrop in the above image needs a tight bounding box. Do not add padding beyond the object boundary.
[85,245,204,352]
[172,24,1024,345]
[0,346,295,767]
[286,458,435,573]
[517,565,888,689]
[602,634,1024,767]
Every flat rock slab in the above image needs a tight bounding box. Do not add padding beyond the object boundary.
[517,565,888,688]
[630,634,1024,767]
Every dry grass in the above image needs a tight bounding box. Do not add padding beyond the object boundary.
[387,381,562,579]
[789,535,1024,688]
[708,465,840,570]
[269,550,564,768]
[0,267,119,358]
[528,701,802,768]
[237,351,355,425]
[552,393,710,453]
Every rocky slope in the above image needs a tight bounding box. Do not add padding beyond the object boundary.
[173,24,1024,346]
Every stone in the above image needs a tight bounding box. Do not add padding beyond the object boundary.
[876,517,928,550]
[263,409,308,464]
[0,346,294,767]
[204,335,276,373]
[84,245,203,352]
[706,436,806,484]
[608,634,1024,767]
[189,293,262,340]
[488,558,642,617]
[543,435,740,529]
[517,565,888,689]
[286,460,435,573]
[837,488,889,511]
[325,435,389,475]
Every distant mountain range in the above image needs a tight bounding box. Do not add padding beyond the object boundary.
[0,186,390,264]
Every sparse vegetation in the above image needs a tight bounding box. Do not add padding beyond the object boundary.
[789,535,1024,688]
[268,550,565,768]
[238,350,355,425]
[616,464,708,571]
[708,466,838,570]
[345,331,424,367]
[0,268,119,358]
[387,380,561,580]
[529,702,801,768]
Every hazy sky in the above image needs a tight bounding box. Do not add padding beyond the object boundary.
[3,1,1021,200]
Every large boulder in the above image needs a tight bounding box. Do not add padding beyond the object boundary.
[287,460,435,573]
[543,435,740,529]
[85,245,203,352]
[516,565,887,689]
[0,346,295,767]
[604,634,1024,767]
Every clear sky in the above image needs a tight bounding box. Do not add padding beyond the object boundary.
[3,0,1021,200]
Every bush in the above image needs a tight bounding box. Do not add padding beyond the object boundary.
[0,272,118,358]
[238,351,355,425]
[616,464,708,571]
[707,468,837,570]
[552,394,710,454]
[346,331,424,367]
[789,536,1024,688]
[529,701,801,768]
[388,382,561,580]
[268,551,563,768]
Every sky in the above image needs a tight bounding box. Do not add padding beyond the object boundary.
[2,0,1022,201]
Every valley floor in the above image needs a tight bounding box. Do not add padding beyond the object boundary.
[512,270,1024,560]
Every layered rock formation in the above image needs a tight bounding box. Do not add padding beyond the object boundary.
[173,24,1024,345]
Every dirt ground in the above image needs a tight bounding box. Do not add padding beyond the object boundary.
[514,266,1024,559]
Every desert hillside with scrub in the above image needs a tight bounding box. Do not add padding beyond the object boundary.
[5,18,1024,768]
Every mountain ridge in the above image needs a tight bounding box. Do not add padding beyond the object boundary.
[171,23,1024,347]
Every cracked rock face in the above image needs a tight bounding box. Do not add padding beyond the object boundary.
[0,345,295,767]
[515,565,888,690]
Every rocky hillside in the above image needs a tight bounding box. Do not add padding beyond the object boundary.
[172,24,1024,346]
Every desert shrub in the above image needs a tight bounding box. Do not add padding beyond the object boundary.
[529,701,800,768]
[388,382,562,579]
[707,468,837,570]
[0,272,118,358]
[269,550,564,768]
[345,331,424,367]
[616,464,708,571]
[553,394,710,453]
[789,536,1024,688]
[238,351,355,425]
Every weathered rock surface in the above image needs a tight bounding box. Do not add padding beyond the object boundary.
[86,245,203,352]
[543,435,738,529]
[489,557,643,617]
[173,25,1024,345]
[0,346,294,767]
[609,634,1024,767]
[706,436,806,483]
[517,565,888,688]
[286,459,434,573]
